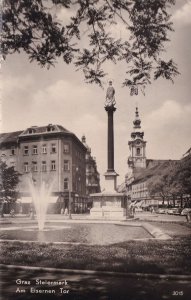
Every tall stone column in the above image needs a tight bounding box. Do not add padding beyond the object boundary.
[90,80,126,220]
[105,105,116,172]
[104,81,118,192]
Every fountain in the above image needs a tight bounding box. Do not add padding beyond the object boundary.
[28,179,53,231]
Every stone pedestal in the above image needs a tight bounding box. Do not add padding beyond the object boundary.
[90,170,127,220]
[90,192,127,220]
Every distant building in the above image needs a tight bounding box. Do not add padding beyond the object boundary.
[0,124,88,213]
[81,135,101,198]
[123,108,178,209]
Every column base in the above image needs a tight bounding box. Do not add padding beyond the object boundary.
[103,171,118,193]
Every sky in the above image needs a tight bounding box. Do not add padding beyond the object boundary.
[1,0,191,188]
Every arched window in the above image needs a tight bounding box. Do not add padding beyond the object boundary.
[64,178,69,190]
[136,148,141,155]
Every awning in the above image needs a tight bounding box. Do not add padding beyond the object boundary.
[136,200,144,208]
[19,197,32,204]
[141,203,149,208]
[129,200,144,208]
[18,196,58,204]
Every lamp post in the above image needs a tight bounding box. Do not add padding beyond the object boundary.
[68,190,72,219]
[68,165,79,219]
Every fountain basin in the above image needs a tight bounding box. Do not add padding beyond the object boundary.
[0,223,152,245]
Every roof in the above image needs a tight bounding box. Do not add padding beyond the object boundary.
[132,159,178,184]
[0,131,23,145]
[0,125,87,152]
[146,159,173,168]
[20,124,71,136]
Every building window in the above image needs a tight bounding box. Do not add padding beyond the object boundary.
[51,144,56,153]
[51,160,56,171]
[11,147,15,156]
[63,144,70,153]
[32,161,38,172]
[64,160,70,171]
[24,162,29,173]
[136,148,141,156]
[33,145,38,154]
[41,161,47,172]
[47,125,55,132]
[42,144,47,154]
[28,128,35,134]
[24,146,29,155]
[64,178,69,190]
[79,181,82,192]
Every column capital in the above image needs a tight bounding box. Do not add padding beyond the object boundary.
[105,105,116,113]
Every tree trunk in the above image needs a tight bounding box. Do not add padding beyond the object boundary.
[0,202,5,218]
[173,196,175,207]
[180,195,183,208]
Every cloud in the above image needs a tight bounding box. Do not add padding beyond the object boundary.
[144,100,191,129]
[2,75,34,97]
[173,1,191,25]
[143,100,191,159]
[32,79,102,114]
[32,79,106,149]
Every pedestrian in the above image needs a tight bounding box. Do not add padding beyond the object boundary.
[10,209,15,218]
[186,211,191,222]
[30,207,35,220]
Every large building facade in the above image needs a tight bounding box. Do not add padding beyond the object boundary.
[0,124,88,213]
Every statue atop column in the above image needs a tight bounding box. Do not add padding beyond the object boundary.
[105,80,116,107]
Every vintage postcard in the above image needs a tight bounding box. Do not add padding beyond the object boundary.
[0,0,191,299]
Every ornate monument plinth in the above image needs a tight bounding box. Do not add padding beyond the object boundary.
[90,81,127,220]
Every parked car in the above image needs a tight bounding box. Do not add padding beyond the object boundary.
[181,208,191,216]
[167,208,174,215]
[167,208,182,215]
[157,208,168,214]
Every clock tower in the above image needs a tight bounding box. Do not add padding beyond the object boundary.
[128,107,147,169]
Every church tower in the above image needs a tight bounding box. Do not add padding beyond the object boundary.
[128,107,147,169]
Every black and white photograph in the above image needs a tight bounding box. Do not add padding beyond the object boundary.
[0,0,191,299]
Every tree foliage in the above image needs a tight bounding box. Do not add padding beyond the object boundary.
[171,156,191,196]
[147,156,191,204]
[2,0,179,92]
[0,160,20,202]
[148,175,169,203]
